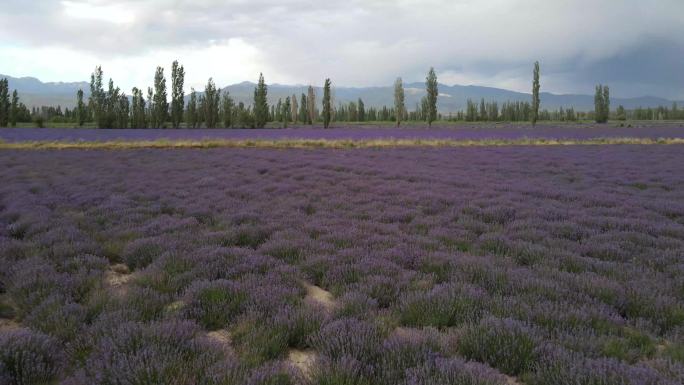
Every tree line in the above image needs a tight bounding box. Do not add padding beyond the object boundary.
[0,62,637,129]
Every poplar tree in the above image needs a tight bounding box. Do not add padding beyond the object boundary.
[425,67,438,127]
[187,88,198,128]
[394,77,405,127]
[307,86,316,124]
[531,61,540,126]
[76,89,86,126]
[291,94,298,124]
[594,84,610,123]
[130,87,146,128]
[10,90,19,127]
[221,90,234,128]
[282,96,291,127]
[90,67,105,127]
[170,60,185,128]
[146,87,155,128]
[203,78,220,128]
[0,78,10,127]
[358,98,365,122]
[153,66,168,128]
[322,79,332,128]
[299,94,308,123]
[253,73,269,128]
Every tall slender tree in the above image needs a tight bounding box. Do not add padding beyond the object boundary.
[299,93,308,123]
[253,73,269,128]
[394,77,405,127]
[76,89,86,126]
[170,60,185,128]
[146,87,155,128]
[203,78,220,128]
[89,67,105,127]
[130,87,146,128]
[0,79,10,127]
[186,88,198,128]
[531,61,541,126]
[594,84,610,123]
[322,79,332,128]
[10,90,19,127]
[307,86,316,124]
[153,66,168,128]
[425,67,438,127]
[291,94,298,124]
[221,90,234,128]
[357,98,365,122]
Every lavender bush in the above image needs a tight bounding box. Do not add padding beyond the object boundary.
[1,145,684,383]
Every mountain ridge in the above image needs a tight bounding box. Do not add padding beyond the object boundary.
[1,74,680,112]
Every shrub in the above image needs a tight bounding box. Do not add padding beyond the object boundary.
[337,292,379,319]
[0,329,63,385]
[398,283,487,328]
[404,357,507,385]
[122,237,165,270]
[457,317,540,376]
[184,279,248,330]
[530,345,675,385]
[308,356,372,385]
[80,320,224,385]
[308,318,383,364]
[379,328,441,385]
[24,294,87,341]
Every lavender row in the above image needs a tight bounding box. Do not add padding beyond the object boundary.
[1,145,684,384]
[1,122,684,142]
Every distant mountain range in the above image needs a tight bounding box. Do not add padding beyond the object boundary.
[2,74,680,112]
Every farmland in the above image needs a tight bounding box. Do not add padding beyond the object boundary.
[1,144,684,384]
[1,122,684,143]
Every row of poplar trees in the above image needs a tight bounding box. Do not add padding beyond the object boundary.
[81,64,441,129]
[80,62,612,129]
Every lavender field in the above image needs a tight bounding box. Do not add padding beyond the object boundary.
[1,146,684,384]
[1,122,684,143]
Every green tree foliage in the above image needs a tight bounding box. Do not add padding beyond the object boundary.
[281,96,291,127]
[10,89,19,127]
[146,87,155,128]
[322,78,332,128]
[203,78,220,128]
[221,90,234,128]
[594,84,610,123]
[130,87,147,128]
[186,88,198,128]
[616,105,626,121]
[299,93,308,124]
[76,89,87,127]
[357,98,365,122]
[307,85,316,124]
[479,98,487,121]
[0,78,9,127]
[394,77,405,127]
[89,66,105,127]
[153,66,169,128]
[253,73,269,128]
[291,94,298,124]
[170,60,185,128]
[425,67,438,126]
[117,93,130,128]
[89,67,127,128]
[531,61,540,126]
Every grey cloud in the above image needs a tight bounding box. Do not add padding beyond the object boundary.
[1,0,683,98]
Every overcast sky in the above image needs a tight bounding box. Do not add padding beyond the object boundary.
[1,0,683,99]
